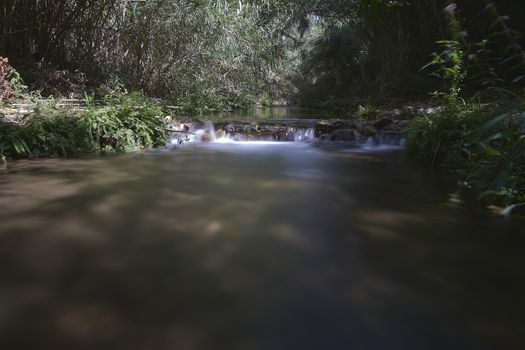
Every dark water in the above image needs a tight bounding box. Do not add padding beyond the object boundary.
[0,142,524,350]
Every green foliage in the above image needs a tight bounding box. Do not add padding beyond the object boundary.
[467,1,525,95]
[0,92,166,161]
[466,106,525,205]
[2,0,301,110]
[81,92,166,152]
[425,39,466,103]
[406,102,525,205]
[421,4,466,104]
[405,102,488,165]
[21,108,79,157]
[0,125,32,158]
[294,23,370,106]
[3,0,525,109]
[406,3,525,208]
[355,104,377,120]
[258,93,272,107]
[8,67,28,98]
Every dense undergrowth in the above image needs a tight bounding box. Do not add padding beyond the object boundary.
[406,102,525,207]
[405,2,525,210]
[1,92,166,163]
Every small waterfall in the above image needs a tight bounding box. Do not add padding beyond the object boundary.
[293,128,315,142]
[167,120,316,145]
[167,120,219,144]
[167,119,404,148]
[361,133,406,147]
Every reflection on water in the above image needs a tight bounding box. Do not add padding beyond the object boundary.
[0,143,524,350]
[197,106,337,120]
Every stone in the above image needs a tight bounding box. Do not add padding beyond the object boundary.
[315,120,345,137]
[373,117,394,129]
[331,128,358,141]
[361,124,377,137]
[201,132,213,142]
[215,129,226,139]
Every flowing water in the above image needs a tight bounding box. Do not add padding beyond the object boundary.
[0,135,524,349]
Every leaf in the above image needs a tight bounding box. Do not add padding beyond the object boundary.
[483,3,494,12]
[510,62,525,71]
[508,139,525,160]
[491,167,510,189]
[19,139,31,154]
[488,132,504,142]
[490,19,501,29]
[479,189,506,199]
[469,111,511,141]
[420,62,435,71]
[501,55,516,64]
[512,76,525,84]
[509,29,523,39]
[479,142,502,157]
[501,203,525,217]
[12,139,25,154]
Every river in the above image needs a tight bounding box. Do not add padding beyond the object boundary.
[0,129,524,349]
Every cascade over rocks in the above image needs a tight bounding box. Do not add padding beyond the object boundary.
[167,116,406,145]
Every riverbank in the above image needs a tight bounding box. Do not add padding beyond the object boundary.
[3,95,524,213]
[406,101,525,211]
[2,91,420,164]
[0,92,167,162]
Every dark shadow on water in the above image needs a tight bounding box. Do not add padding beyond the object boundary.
[0,144,524,349]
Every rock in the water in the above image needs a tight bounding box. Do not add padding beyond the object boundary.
[315,120,345,137]
[361,124,377,137]
[373,117,394,129]
[215,129,226,139]
[331,128,359,141]
[201,132,213,142]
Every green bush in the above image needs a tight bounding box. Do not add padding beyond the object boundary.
[0,101,76,159]
[405,102,489,166]
[0,92,166,161]
[466,106,525,205]
[21,110,80,157]
[81,92,166,152]
[406,102,525,206]
[406,2,525,209]
[0,125,32,160]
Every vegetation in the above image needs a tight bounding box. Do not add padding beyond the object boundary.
[1,0,304,110]
[405,1,525,209]
[3,1,524,106]
[1,91,166,162]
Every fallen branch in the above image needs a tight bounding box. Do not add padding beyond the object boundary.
[165,128,196,134]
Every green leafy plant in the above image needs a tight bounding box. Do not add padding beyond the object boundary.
[8,68,28,98]
[405,102,488,165]
[0,125,32,158]
[427,39,466,103]
[407,3,525,210]
[466,105,525,205]
[421,4,466,104]
[80,92,166,153]
[0,91,166,162]
[355,104,378,120]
